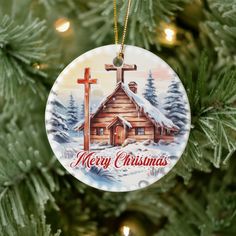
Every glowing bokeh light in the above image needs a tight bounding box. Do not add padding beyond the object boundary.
[122,226,130,236]
[55,18,70,33]
[164,28,176,42]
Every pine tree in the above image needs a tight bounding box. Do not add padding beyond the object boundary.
[163,79,187,133]
[80,102,85,120]
[143,70,159,107]
[48,97,70,143]
[66,94,78,129]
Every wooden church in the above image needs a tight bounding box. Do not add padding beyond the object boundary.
[76,63,179,146]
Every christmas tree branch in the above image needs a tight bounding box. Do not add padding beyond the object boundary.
[1,213,60,236]
[0,123,64,233]
[174,54,236,182]
[0,15,49,100]
[79,0,191,48]
[202,0,236,67]
[156,161,236,236]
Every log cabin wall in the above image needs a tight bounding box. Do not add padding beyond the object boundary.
[127,127,155,141]
[154,127,161,142]
[90,88,155,144]
[154,126,175,142]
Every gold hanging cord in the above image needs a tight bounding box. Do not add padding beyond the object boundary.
[113,0,132,58]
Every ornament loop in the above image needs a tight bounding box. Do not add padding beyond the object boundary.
[113,53,124,67]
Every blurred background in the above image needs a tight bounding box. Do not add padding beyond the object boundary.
[0,0,236,235]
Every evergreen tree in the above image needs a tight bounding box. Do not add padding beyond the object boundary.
[163,79,187,133]
[67,94,78,128]
[143,70,159,107]
[80,102,85,120]
[48,97,70,143]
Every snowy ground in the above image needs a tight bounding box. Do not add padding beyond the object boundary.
[51,135,186,191]
[71,135,181,154]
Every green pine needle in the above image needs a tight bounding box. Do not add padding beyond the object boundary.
[0,124,62,230]
[203,0,236,67]
[0,15,49,99]
[79,0,191,48]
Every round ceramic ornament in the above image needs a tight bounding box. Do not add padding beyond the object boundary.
[45,45,190,192]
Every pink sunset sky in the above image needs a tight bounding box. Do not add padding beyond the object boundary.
[135,67,173,80]
[54,45,176,103]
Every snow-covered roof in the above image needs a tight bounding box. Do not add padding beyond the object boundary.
[121,83,179,130]
[117,115,132,129]
[75,82,179,131]
[74,119,84,130]
[107,115,132,129]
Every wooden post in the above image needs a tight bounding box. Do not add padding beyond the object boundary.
[77,68,97,151]
[105,63,137,83]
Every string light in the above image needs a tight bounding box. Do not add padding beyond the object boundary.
[54,18,71,33]
[164,28,176,42]
[32,63,48,70]
[33,63,40,69]
[157,22,180,46]
[122,226,130,236]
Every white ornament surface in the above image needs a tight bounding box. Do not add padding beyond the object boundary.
[45,45,191,192]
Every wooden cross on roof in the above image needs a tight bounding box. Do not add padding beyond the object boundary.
[105,63,137,83]
[77,67,97,151]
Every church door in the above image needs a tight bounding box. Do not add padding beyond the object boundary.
[114,125,125,145]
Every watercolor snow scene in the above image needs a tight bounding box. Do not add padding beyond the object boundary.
[45,45,191,192]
